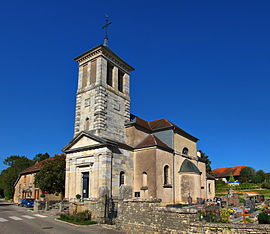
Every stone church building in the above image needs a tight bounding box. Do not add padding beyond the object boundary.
[63,44,215,204]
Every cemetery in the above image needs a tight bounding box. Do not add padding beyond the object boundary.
[196,188,270,224]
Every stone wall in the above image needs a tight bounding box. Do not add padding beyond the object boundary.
[116,199,270,234]
[69,200,105,223]
[116,199,198,233]
[189,223,270,234]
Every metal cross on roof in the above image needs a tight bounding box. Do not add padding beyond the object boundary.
[102,15,112,47]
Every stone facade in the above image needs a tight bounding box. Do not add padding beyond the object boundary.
[73,46,132,143]
[14,172,40,203]
[63,44,215,206]
[14,169,61,203]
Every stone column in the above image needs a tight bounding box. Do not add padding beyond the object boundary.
[77,66,83,91]
[123,73,130,95]
[96,57,107,86]
[113,67,118,90]
[98,150,112,196]
[86,62,91,87]
[96,57,102,85]
[34,200,39,212]
[45,201,48,211]
[59,201,63,212]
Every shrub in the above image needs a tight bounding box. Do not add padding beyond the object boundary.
[258,211,270,224]
[75,194,81,199]
[75,211,91,221]
[220,208,230,223]
[40,194,45,198]
[59,210,95,225]
[261,183,270,189]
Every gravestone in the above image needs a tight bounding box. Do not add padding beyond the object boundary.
[255,195,265,203]
[197,198,204,204]
[214,197,222,206]
[244,199,255,213]
[227,188,233,198]
[230,193,240,206]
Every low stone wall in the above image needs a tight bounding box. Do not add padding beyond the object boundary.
[189,223,270,234]
[116,199,198,233]
[34,200,69,215]
[116,199,270,234]
[69,200,103,222]
[69,199,114,223]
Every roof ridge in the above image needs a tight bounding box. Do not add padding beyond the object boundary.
[213,165,247,170]
[163,119,173,126]
[152,134,158,145]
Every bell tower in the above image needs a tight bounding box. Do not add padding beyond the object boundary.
[73,45,134,143]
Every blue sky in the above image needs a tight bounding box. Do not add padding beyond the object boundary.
[0,0,269,172]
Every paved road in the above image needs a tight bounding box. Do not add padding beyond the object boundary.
[0,200,122,234]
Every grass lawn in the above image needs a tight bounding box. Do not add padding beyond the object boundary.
[57,216,97,225]
[216,189,270,195]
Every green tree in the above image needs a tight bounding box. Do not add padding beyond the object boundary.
[33,153,50,162]
[0,174,4,198]
[228,173,235,183]
[199,150,212,173]
[255,170,266,183]
[0,155,34,200]
[266,173,270,183]
[34,155,66,196]
[239,167,256,183]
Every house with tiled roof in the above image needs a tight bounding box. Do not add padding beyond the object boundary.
[63,44,215,204]
[13,156,64,203]
[211,166,247,182]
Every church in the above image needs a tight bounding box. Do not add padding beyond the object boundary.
[63,43,215,204]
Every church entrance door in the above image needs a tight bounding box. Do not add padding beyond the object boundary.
[82,172,89,198]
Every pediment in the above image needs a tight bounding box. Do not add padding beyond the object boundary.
[70,136,101,150]
[63,131,106,152]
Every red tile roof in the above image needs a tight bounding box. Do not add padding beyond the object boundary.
[211,166,247,178]
[148,119,172,130]
[135,135,173,151]
[20,155,65,175]
[130,115,198,142]
[21,161,42,174]
[134,116,152,131]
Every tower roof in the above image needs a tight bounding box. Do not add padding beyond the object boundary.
[74,44,134,73]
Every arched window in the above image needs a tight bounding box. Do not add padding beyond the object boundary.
[164,165,169,185]
[85,118,90,130]
[142,172,147,187]
[182,147,189,155]
[119,171,125,186]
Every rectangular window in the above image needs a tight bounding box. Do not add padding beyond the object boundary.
[106,62,113,86]
[90,60,96,85]
[24,175,26,183]
[82,64,88,88]
[118,69,124,92]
